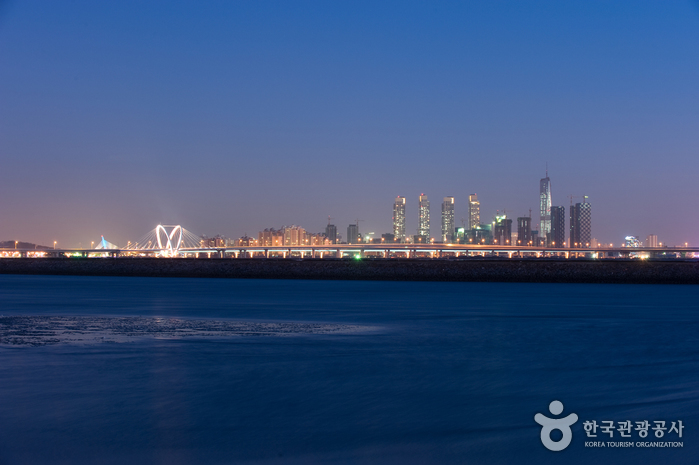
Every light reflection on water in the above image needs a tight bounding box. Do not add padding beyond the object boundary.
[0,275,697,464]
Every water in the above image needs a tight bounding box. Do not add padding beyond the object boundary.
[0,275,697,464]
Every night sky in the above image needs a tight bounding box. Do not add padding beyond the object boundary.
[1,1,698,247]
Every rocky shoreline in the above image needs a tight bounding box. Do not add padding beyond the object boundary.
[1,257,699,284]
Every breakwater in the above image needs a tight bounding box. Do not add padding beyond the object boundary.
[1,258,698,284]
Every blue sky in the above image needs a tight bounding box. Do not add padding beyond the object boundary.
[1,1,698,246]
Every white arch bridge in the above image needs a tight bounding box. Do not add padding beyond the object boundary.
[123,225,205,257]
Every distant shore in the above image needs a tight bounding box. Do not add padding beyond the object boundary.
[1,257,698,284]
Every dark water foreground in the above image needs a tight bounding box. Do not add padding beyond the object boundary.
[0,275,697,464]
[2,257,699,283]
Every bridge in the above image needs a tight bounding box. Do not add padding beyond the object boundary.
[2,225,697,260]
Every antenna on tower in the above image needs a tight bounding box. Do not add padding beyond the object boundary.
[546,162,548,178]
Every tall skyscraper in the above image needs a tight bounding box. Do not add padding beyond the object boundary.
[393,196,406,242]
[517,217,532,246]
[539,171,552,243]
[468,194,480,229]
[550,206,565,248]
[418,194,430,239]
[325,224,337,244]
[441,197,455,243]
[569,196,591,248]
[347,224,359,244]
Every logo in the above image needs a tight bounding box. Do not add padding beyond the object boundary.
[535,400,578,451]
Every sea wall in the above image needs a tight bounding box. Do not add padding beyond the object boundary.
[1,258,699,284]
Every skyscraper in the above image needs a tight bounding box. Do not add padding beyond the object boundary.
[539,171,552,243]
[441,197,455,243]
[550,206,565,248]
[569,196,591,248]
[418,194,430,239]
[393,196,406,242]
[468,194,480,229]
[517,216,532,246]
[325,224,337,244]
[347,224,359,244]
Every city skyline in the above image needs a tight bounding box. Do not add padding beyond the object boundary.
[1,2,698,247]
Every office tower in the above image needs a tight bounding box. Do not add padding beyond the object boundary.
[645,235,658,248]
[418,194,430,239]
[325,224,337,244]
[393,196,406,242]
[468,194,480,229]
[540,171,552,242]
[569,196,591,248]
[347,224,359,244]
[441,196,455,243]
[550,206,565,248]
[493,214,512,245]
[517,217,532,246]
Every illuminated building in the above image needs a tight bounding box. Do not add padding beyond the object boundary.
[493,215,512,245]
[569,196,591,248]
[258,228,284,247]
[200,235,226,248]
[468,194,480,229]
[347,224,359,244]
[283,226,306,246]
[625,236,642,248]
[418,194,430,239]
[550,206,565,248]
[539,171,552,241]
[441,196,455,243]
[393,196,406,242]
[307,233,330,246]
[517,217,532,246]
[236,236,256,247]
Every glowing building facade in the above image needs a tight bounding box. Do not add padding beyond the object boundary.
[441,196,455,243]
[393,196,406,242]
[539,172,552,243]
[418,194,430,240]
[468,194,480,230]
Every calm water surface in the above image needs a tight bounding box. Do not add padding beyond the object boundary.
[0,275,697,464]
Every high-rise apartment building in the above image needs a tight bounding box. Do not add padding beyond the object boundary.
[418,194,430,239]
[393,196,406,242]
[325,224,337,244]
[569,196,591,247]
[517,217,532,246]
[283,225,306,246]
[347,224,359,244]
[550,206,565,248]
[645,234,658,248]
[441,197,455,243]
[468,194,480,230]
[540,171,552,242]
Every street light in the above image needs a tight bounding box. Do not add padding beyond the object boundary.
[54,241,57,250]
[15,241,18,250]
